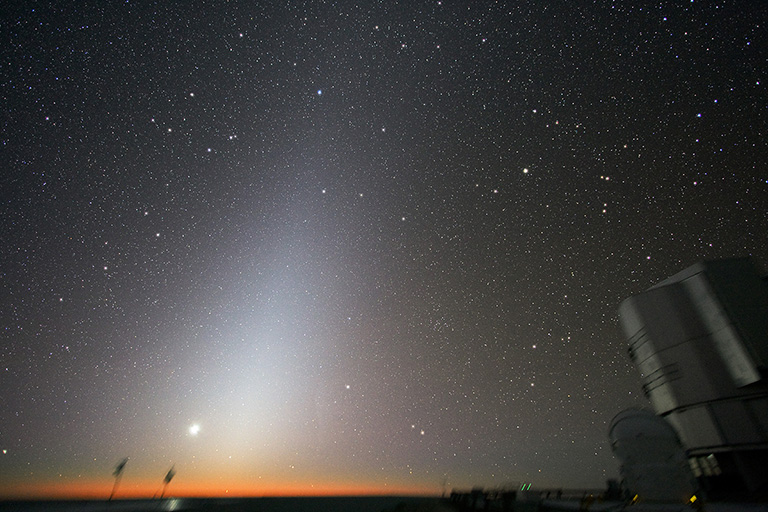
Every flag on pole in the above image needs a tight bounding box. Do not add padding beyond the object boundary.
[113,458,128,477]
[110,457,129,501]
[164,466,176,484]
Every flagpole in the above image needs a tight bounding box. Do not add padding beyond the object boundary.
[109,458,129,501]
[160,465,176,499]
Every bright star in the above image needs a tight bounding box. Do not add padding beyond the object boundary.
[189,424,201,436]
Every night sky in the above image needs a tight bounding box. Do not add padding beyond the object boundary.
[2,0,767,499]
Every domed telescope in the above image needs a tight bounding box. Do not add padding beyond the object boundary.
[609,409,697,502]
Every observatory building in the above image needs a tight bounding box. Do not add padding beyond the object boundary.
[608,408,697,502]
[618,258,768,499]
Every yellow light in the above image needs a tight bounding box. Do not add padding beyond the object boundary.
[631,494,639,504]
[689,495,698,504]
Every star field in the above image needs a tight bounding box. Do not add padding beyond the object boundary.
[1,0,767,499]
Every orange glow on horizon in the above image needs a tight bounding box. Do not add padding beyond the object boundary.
[0,478,438,501]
